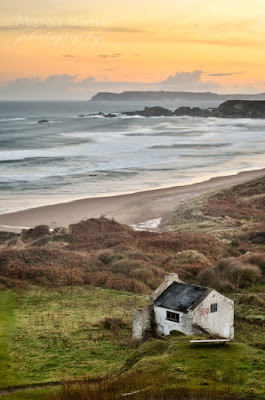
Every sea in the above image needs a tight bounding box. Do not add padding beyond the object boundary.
[0,100,265,215]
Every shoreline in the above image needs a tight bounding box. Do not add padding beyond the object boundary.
[1,167,265,233]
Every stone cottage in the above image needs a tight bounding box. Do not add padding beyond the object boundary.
[132,274,234,340]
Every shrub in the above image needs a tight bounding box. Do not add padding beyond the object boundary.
[97,250,115,265]
[218,259,262,288]
[130,268,153,286]
[100,317,127,330]
[239,293,265,307]
[199,257,262,290]
[244,253,265,275]
[21,225,51,242]
[111,260,143,275]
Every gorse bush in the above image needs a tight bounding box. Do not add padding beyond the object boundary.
[244,252,265,275]
[100,316,127,331]
[217,258,262,288]
[199,257,262,290]
[111,259,143,275]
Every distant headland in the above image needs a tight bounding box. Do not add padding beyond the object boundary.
[90,91,265,102]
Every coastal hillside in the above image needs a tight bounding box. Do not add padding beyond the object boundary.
[0,175,264,399]
[0,175,264,291]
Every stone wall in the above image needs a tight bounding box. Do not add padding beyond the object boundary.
[132,306,153,340]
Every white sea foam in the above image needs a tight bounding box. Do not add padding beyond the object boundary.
[0,117,25,122]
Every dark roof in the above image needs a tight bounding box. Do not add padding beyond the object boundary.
[154,282,208,313]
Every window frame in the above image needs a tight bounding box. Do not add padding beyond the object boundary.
[166,310,180,323]
[210,303,218,313]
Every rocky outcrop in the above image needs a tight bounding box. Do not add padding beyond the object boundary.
[174,107,212,117]
[216,100,265,118]
[84,100,265,119]
[123,101,265,118]
[123,106,210,117]
[124,106,173,117]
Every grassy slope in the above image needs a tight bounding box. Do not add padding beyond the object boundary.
[0,287,148,390]
[120,335,265,399]
[0,291,16,388]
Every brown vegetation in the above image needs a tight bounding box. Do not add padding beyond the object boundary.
[0,176,264,293]
[203,176,265,221]
[199,258,263,291]
[50,372,238,400]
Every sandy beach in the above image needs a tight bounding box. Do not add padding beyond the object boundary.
[1,168,264,233]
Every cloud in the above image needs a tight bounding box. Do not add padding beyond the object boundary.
[208,72,244,77]
[0,74,92,99]
[159,71,219,90]
[0,70,261,100]
[98,53,123,58]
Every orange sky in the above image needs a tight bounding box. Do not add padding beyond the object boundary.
[1,0,265,95]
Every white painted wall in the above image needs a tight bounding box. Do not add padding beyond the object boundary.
[154,306,195,337]
[192,290,234,339]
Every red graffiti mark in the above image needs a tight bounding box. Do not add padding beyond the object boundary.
[200,307,209,316]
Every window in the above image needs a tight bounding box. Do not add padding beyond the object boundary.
[166,311,179,322]
[210,303,218,313]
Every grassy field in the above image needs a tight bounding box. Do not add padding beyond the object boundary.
[52,335,265,400]
[0,290,16,389]
[122,335,265,399]
[0,286,148,391]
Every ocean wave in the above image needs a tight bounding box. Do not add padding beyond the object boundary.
[0,142,95,161]
[0,117,26,122]
[117,115,145,119]
[181,149,265,158]
[0,156,69,165]
[149,143,230,150]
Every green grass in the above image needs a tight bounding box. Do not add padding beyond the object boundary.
[2,285,265,398]
[1,286,148,390]
[229,292,265,344]
[0,290,16,388]
[122,336,265,399]
[53,336,265,400]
